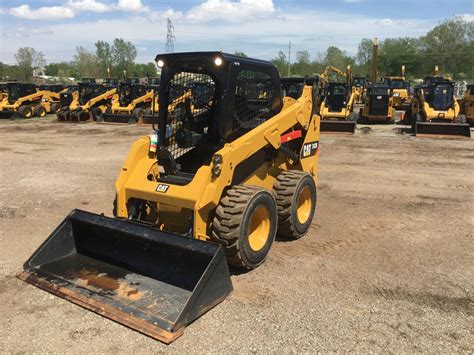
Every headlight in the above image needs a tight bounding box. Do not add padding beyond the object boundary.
[157,59,164,68]
[214,57,223,66]
[212,154,223,177]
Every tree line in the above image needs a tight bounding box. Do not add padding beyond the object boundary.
[273,17,473,81]
[0,17,472,83]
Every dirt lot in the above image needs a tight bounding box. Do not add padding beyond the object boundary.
[1,116,473,352]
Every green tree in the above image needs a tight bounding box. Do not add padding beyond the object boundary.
[291,50,313,76]
[420,17,474,78]
[95,40,113,77]
[271,51,289,76]
[14,47,46,81]
[234,51,248,57]
[379,38,423,78]
[44,62,78,78]
[323,46,355,71]
[111,38,137,77]
[132,63,158,77]
[73,47,100,78]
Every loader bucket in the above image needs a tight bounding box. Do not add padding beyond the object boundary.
[56,109,70,122]
[99,113,136,124]
[0,111,18,119]
[17,209,233,343]
[320,120,356,134]
[70,109,92,122]
[415,122,471,139]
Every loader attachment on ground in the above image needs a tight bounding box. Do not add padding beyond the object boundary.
[0,111,18,119]
[98,113,136,124]
[320,120,356,134]
[17,209,233,344]
[415,122,471,139]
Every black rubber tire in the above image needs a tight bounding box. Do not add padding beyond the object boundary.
[34,105,47,117]
[18,105,33,119]
[273,170,317,239]
[212,185,277,270]
[91,107,103,121]
[131,108,144,124]
[50,102,61,114]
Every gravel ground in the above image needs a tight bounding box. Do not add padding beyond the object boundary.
[0,116,473,352]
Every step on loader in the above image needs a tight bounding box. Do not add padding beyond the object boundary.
[19,52,320,343]
[410,74,470,138]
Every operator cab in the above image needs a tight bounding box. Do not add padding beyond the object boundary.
[366,84,391,116]
[417,76,455,111]
[324,82,349,112]
[7,83,37,104]
[154,51,282,181]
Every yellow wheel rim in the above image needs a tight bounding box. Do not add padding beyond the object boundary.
[25,110,32,118]
[40,110,45,117]
[297,186,312,224]
[248,205,270,252]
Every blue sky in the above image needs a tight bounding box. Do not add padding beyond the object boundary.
[0,0,472,64]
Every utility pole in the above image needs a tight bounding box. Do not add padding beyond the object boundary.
[287,41,291,77]
[371,37,379,84]
[165,18,175,53]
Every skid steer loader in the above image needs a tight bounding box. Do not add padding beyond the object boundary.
[319,82,357,133]
[18,52,320,343]
[99,79,154,124]
[319,65,357,133]
[381,65,411,111]
[58,81,116,122]
[0,82,49,119]
[458,84,474,126]
[359,83,394,123]
[410,75,470,138]
[352,77,366,104]
[38,84,67,114]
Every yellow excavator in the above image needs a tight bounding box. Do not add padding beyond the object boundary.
[410,66,469,138]
[57,79,117,122]
[319,65,358,133]
[18,52,320,344]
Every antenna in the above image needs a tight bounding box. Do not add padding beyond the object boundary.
[165,18,175,53]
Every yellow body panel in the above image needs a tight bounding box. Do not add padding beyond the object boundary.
[115,85,319,241]
[411,89,460,122]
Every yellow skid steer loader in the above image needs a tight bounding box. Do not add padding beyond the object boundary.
[18,52,320,343]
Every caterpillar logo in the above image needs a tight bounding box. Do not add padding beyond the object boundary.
[301,141,319,159]
[156,184,169,193]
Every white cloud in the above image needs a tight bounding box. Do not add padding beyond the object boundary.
[377,18,397,26]
[186,0,276,23]
[67,0,112,13]
[9,4,74,20]
[116,0,148,12]
[456,13,474,22]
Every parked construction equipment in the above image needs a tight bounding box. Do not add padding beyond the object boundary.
[359,83,394,123]
[352,76,366,104]
[459,84,474,126]
[319,65,357,133]
[99,78,155,124]
[410,69,470,138]
[381,66,411,110]
[18,52,320,343]
[0,83,49,119]
[58,80,117,122]
[38,84,67,114]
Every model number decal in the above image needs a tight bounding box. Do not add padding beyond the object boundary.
[156,184,169,193]
[301,141,319,158]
